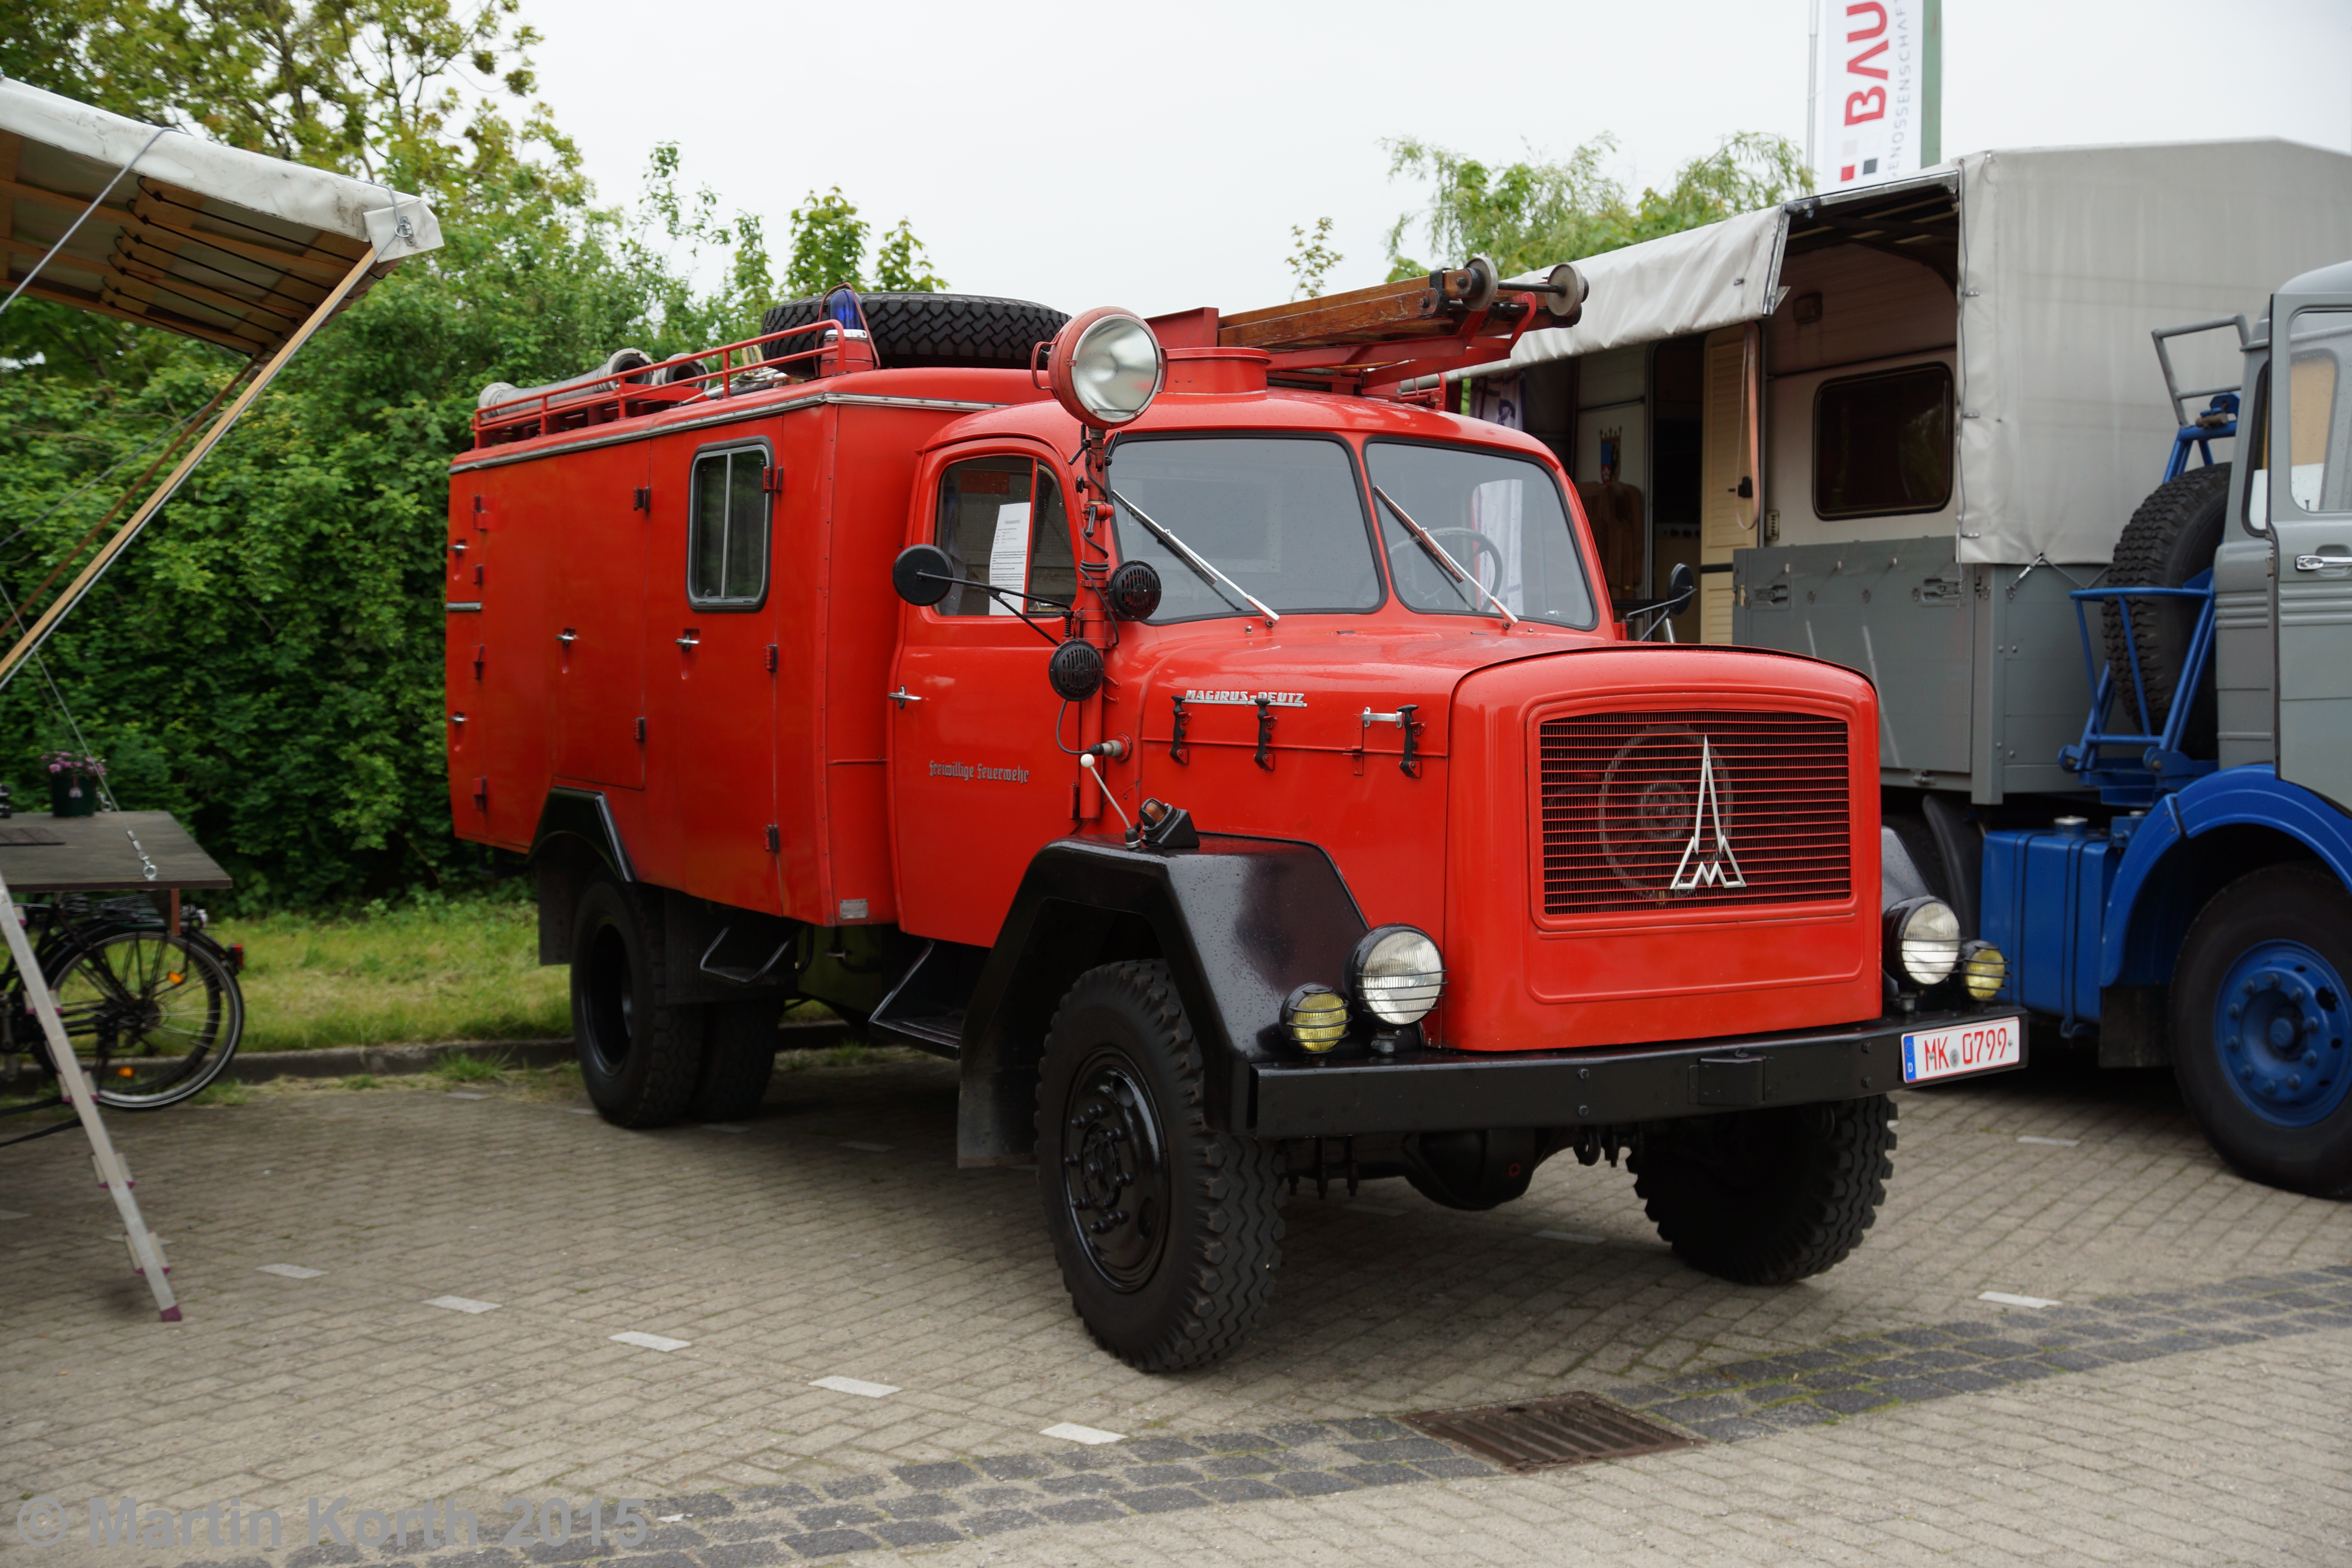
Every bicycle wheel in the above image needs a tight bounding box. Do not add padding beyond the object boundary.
[49,929,244,1109]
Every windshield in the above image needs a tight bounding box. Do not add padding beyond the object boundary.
[1366,440,1597,627]
[1106,436,1382,621]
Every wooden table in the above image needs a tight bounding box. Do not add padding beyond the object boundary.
[0,810,232,894]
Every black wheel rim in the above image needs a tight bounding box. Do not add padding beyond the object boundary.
[582,922,635,1076]
[1059,1047,1172,1292]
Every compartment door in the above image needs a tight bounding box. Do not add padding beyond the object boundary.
[2269,303,2352,809]
[551,446,649,788]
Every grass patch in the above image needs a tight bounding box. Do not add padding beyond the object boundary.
[213,893,568,1053]
[339,1074,380,1090]
[432,1051,510,1083]
[190,1079,252,1107]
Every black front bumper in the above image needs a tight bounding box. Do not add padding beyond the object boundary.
[1245,1007,2021,1138]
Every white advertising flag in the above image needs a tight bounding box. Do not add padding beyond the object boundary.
[1815,0,1933,192]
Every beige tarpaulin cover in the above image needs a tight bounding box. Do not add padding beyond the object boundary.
[0,76,441,354]
[1498,140,2352,565]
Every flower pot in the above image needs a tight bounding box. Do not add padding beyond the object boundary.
[49,775,96,817]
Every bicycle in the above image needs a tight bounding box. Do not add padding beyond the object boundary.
[0,893,245,1116]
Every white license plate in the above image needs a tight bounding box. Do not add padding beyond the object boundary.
[1900,1016,2024,1084]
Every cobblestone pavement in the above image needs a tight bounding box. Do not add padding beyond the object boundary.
[4,1047,2347,1565]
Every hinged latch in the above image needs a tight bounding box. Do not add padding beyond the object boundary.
[1169,694,1189,764]
[632,485,651,512]
[764,824,781,853]
[762,466,785,493]
[1253,696,1276,771]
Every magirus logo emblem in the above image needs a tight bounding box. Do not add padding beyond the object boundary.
[1669,736,1746,893]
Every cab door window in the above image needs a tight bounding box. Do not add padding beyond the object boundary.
[933,456,1074,616]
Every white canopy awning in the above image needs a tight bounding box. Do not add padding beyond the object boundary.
[1505,206,1790,366]
[0,77,440,356]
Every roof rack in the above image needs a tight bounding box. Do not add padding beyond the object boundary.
[1150,259,1584,396]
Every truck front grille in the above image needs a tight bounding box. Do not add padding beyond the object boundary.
[1537,710,1851,916]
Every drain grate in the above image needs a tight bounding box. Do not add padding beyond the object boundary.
[1403,1392,1700,1472]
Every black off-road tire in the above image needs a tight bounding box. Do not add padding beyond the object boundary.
[2170,866,2352,1198]
[1035,960,1286,1372]
[570,878,706,1128]
[2103,462,2230,751]
[1630,1097,1896,1285]
[688,997,782,1122]
[760,292,1069,370]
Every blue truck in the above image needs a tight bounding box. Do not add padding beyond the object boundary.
[1477,144,2352,1196]
[1975,260,2352,1197]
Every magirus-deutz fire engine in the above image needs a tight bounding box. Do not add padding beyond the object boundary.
[446,265,2019,1369]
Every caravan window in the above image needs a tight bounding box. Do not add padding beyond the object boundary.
[1813,364,1954,520]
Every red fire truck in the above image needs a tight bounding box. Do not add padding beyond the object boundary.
[446,268,2018,1370]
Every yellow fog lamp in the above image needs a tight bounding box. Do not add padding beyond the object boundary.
[1281,984,1350,1053]
[1958,940,2007,1003]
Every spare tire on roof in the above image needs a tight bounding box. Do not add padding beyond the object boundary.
[760,291,1069,370]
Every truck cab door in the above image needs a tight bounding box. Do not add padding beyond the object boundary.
[2266,298,2352,810]
[887,452,1081,947]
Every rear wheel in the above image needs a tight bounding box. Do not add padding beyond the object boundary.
[1035,960,1285,1372]
[2171,865,2352,1197]
[690,997,781,1121]
[53,929,243,1109]
[1631,1096,1895,1284]
[570,879,705,1127]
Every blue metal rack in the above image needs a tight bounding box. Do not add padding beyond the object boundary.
[2057,570,2218,806]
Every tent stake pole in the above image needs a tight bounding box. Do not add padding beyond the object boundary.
[0,244,381,695]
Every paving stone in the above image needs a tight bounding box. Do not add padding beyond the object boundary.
[1196,1478,1287,1504]
[1878,1377,1964,1403]
[1814,1388,1896,1414]
[691,1544,777,1568]
[1123,1464,1205,1487]
[1269,1471,1359,1498]
[1119,1488,1210,1515]
[1200,1455,1278,1478]
[1034,1497,1125,1526]
[956,1510,1040,1537]
[1038,1474,1123,1497]
[777,1530,874,1560]
[790,1507,877,1532]
[878,1494,956,1519]
[889,1462,976,1491]
[869,1519,961,1548]
[975,1455,1053,1481]
[1331,1463,1422,1488]
[1122,1437,1207,1461]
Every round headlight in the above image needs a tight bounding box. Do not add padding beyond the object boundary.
[1886,897,1962,986]
[1048,307,1164,428]
[1346,925,1445,1028]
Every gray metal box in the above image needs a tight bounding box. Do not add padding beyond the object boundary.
[1732,537,2098,803]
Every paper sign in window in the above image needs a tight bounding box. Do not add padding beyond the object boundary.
[988,502,1031,615]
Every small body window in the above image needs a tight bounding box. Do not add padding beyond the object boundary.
[689,446,770,607]
[933,456,1074,616]
[1813,363,1954,519]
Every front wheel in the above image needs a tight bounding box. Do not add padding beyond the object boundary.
[1035,960,1285,1372]
[1631,1096,1895,1284]
[2171,865,2352,1197]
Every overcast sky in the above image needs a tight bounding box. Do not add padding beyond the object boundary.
[522,0,2352,320]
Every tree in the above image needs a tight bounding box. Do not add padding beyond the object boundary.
[1287,217,1342,300]
[9,0,575,216]
[784,191,945,298]
[1384,131,1811,279]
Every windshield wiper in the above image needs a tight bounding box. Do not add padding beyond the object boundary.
[1107,487,1281,624]
[1372,485,1517,627]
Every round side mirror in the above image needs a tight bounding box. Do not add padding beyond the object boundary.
[892,543,955,607]
[1667,561,1696,604]
[1047,638,1105,702]
[1105,560,1163,621]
